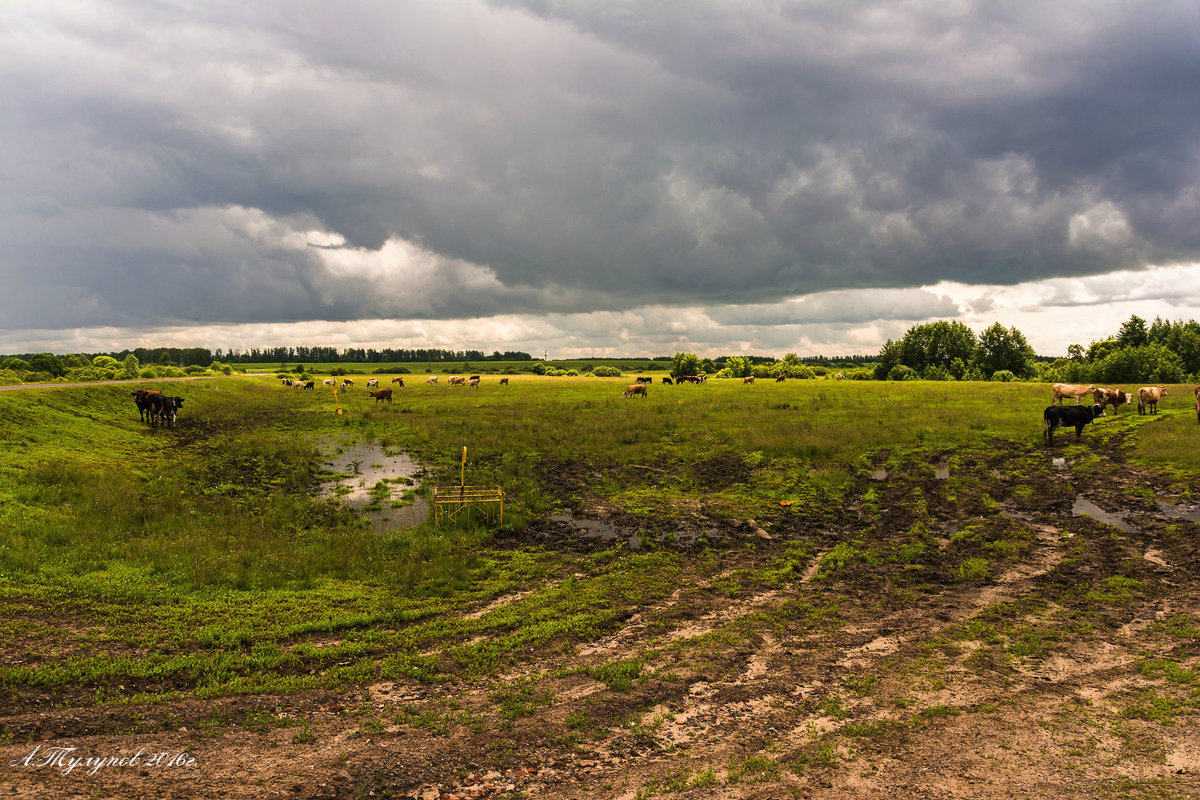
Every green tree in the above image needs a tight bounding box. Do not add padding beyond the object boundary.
[874,339,900,380]
[972,323,1035,378]
[1067,344,1084,361]
[1117,315,1149,348]
[721,355,751,378]
[896,321,977,375]
[671,352,701,376]
[1087,339,1118,363]
[121,354,139,378]
[1,357,30,371]
[28,353,65,376]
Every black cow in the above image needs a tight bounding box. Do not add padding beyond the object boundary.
[1044,403,1104,445]
[143,394,184,428]
[131,389,163,423]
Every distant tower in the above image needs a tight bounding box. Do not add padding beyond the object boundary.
[544,349,548,361]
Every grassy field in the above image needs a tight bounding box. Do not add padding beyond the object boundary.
[1,375,1198,798]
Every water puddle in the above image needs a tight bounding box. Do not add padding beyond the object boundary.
[871,469,888,481]
[935,467,950,480]
[320,443,429,529]
[1051,458,1066,469]
[1072,496,1139,534]
[550,513,643,549]
[1156,499,1200,522]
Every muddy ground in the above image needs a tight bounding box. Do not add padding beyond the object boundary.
[4,427,1200,799]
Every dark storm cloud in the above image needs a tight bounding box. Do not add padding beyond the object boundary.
[1,0,1197,332]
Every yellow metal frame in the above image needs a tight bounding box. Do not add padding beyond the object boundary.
[432,447,504,525]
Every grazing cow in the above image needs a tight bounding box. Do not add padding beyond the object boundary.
[1138,386,1167,415]
[1044,403,1105,445]
[662,376,673,385]
[341,379,354,389]
[426,376,438,384]
[468,378,480,389]
[281,378,292,386]
[391,376,405,385]
[369,388,392,404]
[468,375,480,382]
[499,377,509,385]
[323,378,336,387]
[835,373,845,380]
[1094,387,1136,414]
[1052,383,1095,405]
[624,384,648,398]
[744,376,755,385]
[131,389,164,423]
[366,378,379,388]
[448,376,466,386]
[775,375,785,383]
[303,381,315,390]
[636,376,652,384]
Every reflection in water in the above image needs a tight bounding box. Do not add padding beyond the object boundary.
[1071,496,1139,534]
[320,444,429,529]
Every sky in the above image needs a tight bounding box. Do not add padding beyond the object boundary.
[2,1,1198,358]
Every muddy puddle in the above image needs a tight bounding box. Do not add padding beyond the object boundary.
[1072,496,1139,534]
[871,469,888,481]
[549,513,645,550]
[1156,499,1200,522]
[320,443,430,529]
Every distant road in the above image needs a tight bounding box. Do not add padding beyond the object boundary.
[0,373,271,392]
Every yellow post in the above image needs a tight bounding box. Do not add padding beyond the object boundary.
[460,447,467,504]
[334,386,342,415]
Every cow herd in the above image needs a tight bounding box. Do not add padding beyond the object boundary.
[1043,383,1197,445]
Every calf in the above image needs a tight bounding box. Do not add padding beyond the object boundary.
[1044,403,1105,445]
[1138,386,1167,415]
[1052,383,1095,405]
[369,388,392,404]
[624,383,648,398]
[131,389,163,423]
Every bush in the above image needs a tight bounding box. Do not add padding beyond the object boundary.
[593,365,622,377]
[91,355,121,370]
[564,369,580,377]
[887,364,919,381]
[990,370,1016,382]
[923,365,952,381]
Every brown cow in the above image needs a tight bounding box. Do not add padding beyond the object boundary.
[744,376,755,385]
[391,376,405,385]
[775,375,785,383]
[624,384,648,398]
[468,378,480,389]
[131,389,165,423]
[499,377,509,385]
[448,376,466,386]
[369,388,392,404]
[426,376,439,384]
[1052,383,1095,405]
[1094,387,1135,414]
[1138,386,1167,415]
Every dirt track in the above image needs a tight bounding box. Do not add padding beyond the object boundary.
[2,426,1199,799]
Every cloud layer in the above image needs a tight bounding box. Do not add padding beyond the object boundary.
[2,1,1198,349]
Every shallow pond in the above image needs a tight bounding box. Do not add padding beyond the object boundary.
[320,443,430,529]
[1071,496,1139,534]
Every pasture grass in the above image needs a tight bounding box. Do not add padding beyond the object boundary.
[0,376,1197,712]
